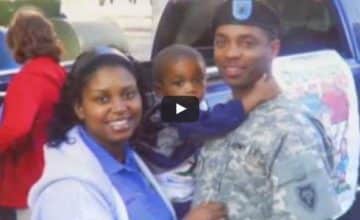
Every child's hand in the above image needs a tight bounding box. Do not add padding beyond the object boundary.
[242,73,281,113]
[184,201,227,220]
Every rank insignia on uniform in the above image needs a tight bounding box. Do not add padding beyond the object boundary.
[297,183,317,211]
[232,0,253,21]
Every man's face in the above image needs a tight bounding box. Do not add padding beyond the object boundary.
[214,24,280,90]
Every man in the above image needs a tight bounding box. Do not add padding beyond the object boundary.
[192,1,341,219]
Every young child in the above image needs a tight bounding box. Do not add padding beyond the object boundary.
[132,44,278,218]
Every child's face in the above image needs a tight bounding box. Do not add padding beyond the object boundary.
[74,66,142,149]
[156,58,206,99]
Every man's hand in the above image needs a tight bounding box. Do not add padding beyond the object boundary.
[184,202,227,220]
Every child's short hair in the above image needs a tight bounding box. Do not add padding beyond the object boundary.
[152,44,206,83]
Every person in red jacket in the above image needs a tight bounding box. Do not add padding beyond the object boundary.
[0,7,66,220]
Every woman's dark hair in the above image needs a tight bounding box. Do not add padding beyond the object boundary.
[48,46,143,147]
[6,7,63,63]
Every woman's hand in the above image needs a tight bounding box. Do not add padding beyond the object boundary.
[241,73,281,113]
[184,201,227,220]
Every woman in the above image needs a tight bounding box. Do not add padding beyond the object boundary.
[28,46,226,220]
[0,7,66,220]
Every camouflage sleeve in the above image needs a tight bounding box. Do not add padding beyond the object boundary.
[269,131,341,220]
[191,141,219,207]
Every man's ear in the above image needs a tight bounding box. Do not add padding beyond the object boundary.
[270,39,281,58]
[74,102,84,120]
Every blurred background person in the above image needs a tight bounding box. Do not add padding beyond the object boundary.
[0,7,66,220]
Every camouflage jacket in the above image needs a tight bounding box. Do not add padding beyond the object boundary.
[192,95,341,220]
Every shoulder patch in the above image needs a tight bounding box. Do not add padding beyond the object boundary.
[297,183,317,211]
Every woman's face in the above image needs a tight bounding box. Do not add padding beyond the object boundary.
[75,66,142,148]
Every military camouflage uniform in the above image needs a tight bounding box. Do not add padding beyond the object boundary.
[192,95,341,220]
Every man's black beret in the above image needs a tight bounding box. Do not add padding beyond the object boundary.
[213,0,281,36]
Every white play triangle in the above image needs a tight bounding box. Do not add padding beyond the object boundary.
[176,103,186,114]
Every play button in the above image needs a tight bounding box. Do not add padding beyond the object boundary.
[161,96,200,122]
[176,103,187,115]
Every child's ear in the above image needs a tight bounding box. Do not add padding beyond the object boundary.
[154,82,163,97]
[74,102,84,120]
